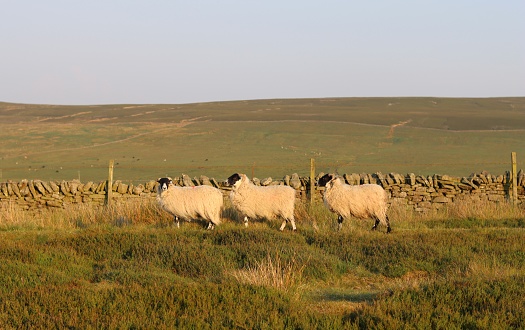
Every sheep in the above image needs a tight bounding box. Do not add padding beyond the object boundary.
[156,177,223,230]
[227,173,297,231]
[318,173,391,233]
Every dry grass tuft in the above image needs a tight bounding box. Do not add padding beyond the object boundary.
[442,196,525,220]
[230,253,308,292]
[386,197,525,226]
[0,198,168,230]
[466,256,525,280]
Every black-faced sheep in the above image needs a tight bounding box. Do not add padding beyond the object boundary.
[227,173,297,231]
[318,173,391,233]
[156,177,223,230]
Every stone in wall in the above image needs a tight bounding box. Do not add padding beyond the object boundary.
[0,183,8,197]
[182,174,194,187]
[10,182,21,197]
[117,182,128,194]
[283,175,291,186]
[210,178,220,188]
[408,173,416,185]
[290,173,302,189]
[34,181,46,195]
[200,175,212,186]
[260,177,272,186]
[135,184,145,195]
[84,181,94,192]
[145,180,156,191]
[344,173,360,185]
[29,181,40,198]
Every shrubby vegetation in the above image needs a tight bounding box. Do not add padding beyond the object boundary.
[1,199,524,328]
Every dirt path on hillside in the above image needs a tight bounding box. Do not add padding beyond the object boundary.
[387,120,412,138]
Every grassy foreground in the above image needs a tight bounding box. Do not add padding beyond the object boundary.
[1,200,525,329]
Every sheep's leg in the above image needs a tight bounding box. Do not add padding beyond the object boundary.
[337,215,344,231]
[174,216,180,228]
[290,218,297,231]
[206,222,215,230]
[372,216,391,233]
[279,221,287,231]
[244,216,249,227]
[371,218,380,231]
[385,215,392,233]
[280,217,297,231]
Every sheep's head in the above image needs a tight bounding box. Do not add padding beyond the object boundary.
[157,177,173,193]
[227,173,243,188]
[318,173,334,187]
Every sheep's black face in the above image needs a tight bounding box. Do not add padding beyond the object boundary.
[157,177,172,192]
[318,174,334,187]
[227,173,241,186]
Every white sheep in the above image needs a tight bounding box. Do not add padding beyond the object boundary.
[156,177,223,230]
[227,173,297,231]
[318,173,391,233]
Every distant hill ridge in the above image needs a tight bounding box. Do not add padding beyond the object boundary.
[1,97,525,131]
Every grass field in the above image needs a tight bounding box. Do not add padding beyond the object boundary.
[1,199,524,328]
[1,97,525,182]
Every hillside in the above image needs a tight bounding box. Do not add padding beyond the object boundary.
[1,97,525,130]
[1,97,525,181]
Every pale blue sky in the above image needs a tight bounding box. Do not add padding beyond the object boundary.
[1,0,524,105]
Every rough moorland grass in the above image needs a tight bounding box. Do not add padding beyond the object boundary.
[0,199,524,328]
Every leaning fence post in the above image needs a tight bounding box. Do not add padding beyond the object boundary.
[105,159,114,206]
[511,152,517,206]
[309,158,315,204]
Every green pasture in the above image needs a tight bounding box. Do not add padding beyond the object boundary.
[1,97,524,182]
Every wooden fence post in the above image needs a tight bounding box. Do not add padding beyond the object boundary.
[309,158,315,204]
[511,152,517,206]
[105,160,114,206]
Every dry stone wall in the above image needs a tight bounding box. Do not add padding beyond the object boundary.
[1,171,524,211]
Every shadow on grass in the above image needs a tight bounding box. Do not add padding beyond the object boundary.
[313,289,384,304]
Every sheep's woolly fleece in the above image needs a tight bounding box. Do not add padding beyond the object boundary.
[156,177,223,229]
[227,173,297,231]
[318,174,391,233]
